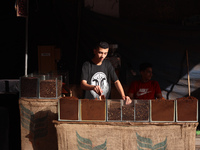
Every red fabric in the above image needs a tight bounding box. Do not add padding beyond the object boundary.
[128,80,161,99]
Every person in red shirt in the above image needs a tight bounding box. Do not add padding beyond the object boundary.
[128,62,163,99]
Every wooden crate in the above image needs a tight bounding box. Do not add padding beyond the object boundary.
[176,99,198,122]
[81,99,106,121]
[58,97,79,121]
[58,98,106,121]
[151,100,175,122]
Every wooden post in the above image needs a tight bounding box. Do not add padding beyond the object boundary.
[186,50,191,96]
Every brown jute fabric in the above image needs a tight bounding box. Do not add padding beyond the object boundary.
[54,121,198,150]
[19,98,58,150]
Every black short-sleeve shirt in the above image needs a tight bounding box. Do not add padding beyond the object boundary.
[81,59,118,99]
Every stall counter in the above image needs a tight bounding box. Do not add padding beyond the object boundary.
[53,120,198,150]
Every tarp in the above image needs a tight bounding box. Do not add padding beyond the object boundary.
[76,8,200,100]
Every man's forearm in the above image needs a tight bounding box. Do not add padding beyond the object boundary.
[81,81,94,90]
[114,80,125,99]
[114,80,132,104]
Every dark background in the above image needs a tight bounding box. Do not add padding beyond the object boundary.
[2,0,200,99]
[1,0,200,149]
[2,0,200,84]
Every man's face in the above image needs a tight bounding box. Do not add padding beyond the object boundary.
[141,67,152,81]
[94,47,109,62]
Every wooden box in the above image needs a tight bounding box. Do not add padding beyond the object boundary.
[58,98,106,121]
[81,99,106,121]
[176,98,198,122]
[151,100,175,122]
[58,97,79,121]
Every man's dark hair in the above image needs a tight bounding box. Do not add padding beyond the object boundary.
[139,62,152,72]
[95,41,109,49]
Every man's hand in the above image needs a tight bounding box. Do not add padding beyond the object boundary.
[122,95,132,105]
[93,86,103,96]
[99,95,105,100]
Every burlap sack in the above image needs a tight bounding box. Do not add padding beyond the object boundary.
[19,98,58,150]
[54,122,198,150]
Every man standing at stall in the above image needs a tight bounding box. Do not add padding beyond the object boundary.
[128,62,164,99]
[81,41,131,104]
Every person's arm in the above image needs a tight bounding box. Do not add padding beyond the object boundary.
[154,81,165,100]
[114,80,125,99]
[114,80,132,104]
[156,93,165,100]
[81,80,102,95]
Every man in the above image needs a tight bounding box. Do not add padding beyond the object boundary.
[81,41,131,104]
[128,62,163,99]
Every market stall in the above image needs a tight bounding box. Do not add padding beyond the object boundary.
[18,75,198,150]
[53,97,198,150]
